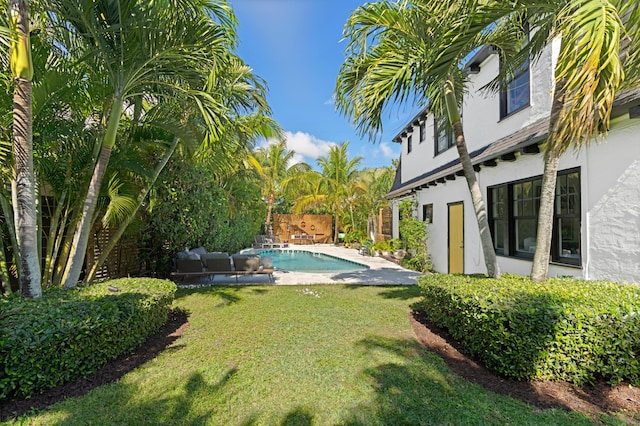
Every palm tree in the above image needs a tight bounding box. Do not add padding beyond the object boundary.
[336,0,501,277]
[509,1,637,281]
[9,0,41,297]
[357,167,395,241]
[467,0,638,281]
[296,142,362,243]
[44,0,241,288]
[247,140,310,235]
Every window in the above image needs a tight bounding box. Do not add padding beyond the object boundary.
[422,204,433,223]
[554,171,581,264]
[407,134,413,154]
[490,186,507,255]
[500,59,530,118]
[434,119,455,155]
[419,121,426,143]
[488,168,580,266]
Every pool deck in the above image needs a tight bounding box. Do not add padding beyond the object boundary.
[177,244,423,286]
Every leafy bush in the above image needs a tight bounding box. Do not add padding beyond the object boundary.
[0,278,176,399]
[417,274,640,385]
[398,199,431,272]
[139,159,263,275]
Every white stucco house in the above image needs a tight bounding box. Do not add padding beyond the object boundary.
[386,41,640,284]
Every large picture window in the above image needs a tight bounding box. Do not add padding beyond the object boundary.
[488,168,581,266]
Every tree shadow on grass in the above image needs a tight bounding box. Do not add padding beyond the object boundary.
[338,335,594,425]
[376,286,421,300]
[176,285,245,305]
[44,367,237,426]
[281,406,314,425]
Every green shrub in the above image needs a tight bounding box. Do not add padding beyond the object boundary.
[417,274,640,385]
[0,278,176,399]
[398,199,431,273]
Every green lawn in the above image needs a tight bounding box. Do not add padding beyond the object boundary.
[7,285,624,425]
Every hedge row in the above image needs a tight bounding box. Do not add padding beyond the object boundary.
[0,278,177,399]
[417,274,640,385]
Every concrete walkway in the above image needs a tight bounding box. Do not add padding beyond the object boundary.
[178,244,423,287]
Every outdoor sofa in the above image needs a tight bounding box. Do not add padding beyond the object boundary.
[172,248,274,283]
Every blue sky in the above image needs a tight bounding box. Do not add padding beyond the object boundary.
[231,0,415,169]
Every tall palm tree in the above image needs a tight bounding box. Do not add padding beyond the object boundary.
[9,0,41,297]
[45,0,240,288]
[296,142,362,243]
[247,140,310,234]
[336,0,502,277]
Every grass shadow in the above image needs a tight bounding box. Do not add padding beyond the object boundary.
[281,406,313,425]
[339,335,593,425]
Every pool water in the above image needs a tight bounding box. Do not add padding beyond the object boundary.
[258,250,368,273]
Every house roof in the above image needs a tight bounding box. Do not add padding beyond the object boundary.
[387,88,640,199]
[387,118,549,198]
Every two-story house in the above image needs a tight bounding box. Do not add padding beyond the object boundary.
[387,41,640,283]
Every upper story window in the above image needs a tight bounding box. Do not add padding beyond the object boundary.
[434,118,455,156]
[407,134,413,154]
[500,58,530,118]
[500,20,531,118]
[419,121,426,143]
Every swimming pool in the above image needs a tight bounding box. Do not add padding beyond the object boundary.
[258,249,369,273]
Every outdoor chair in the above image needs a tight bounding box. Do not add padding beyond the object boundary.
[232,254,262,272]
[203,253,234,275]
[175,258,205,274]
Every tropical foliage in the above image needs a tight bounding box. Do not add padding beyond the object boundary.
[246,140,309,234]
[397,199,431,273]
[0,0,277,295]
[335,0,501,277]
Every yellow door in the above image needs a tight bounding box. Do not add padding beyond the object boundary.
[448,203,464,274]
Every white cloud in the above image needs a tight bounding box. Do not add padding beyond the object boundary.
[261,131,336,166]
[379,142,399,159]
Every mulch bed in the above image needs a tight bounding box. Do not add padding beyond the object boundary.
[1,308,638,422]
[410,310,640,422]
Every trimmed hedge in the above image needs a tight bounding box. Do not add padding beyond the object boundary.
[417,274,640,385]
[0,278,176,399]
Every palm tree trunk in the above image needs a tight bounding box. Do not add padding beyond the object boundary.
[444,80,500,278]
[530,149,560,281]
[41,188,66,286]
[265,193,274,235]
[62,98,123,288]
[85,137,180,282]
[531,78,568,282]
[10,0,41,298]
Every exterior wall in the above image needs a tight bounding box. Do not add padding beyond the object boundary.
[412,116,640,283]
[391,200,400,239]
[398,43,556,184]
[585,120,640,283]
